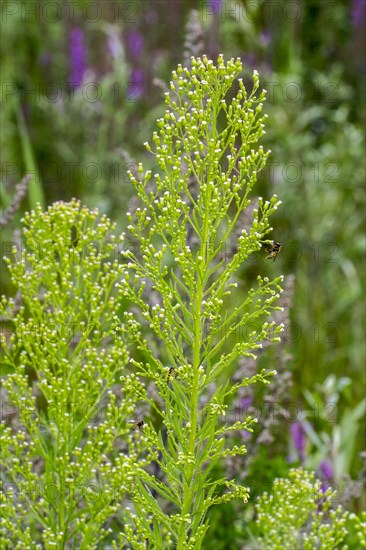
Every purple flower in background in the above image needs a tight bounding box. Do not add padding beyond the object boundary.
[244,53,258,69]
[290,421,306,462]
[69,27,86,89]
[126,30,143,58]
[319,460,334,493]
[209,0,221,14]
[128,68,144,100]
[260,29,272,47]
[240,396,253,413]
[352,0,366,28]
[319,460,333,480]
[240,429,253,441]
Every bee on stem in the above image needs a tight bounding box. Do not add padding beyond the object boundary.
[264,241,282,261]
[128,420,145,432]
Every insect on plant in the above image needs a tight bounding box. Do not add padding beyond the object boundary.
[129,420,145,431]
[264,241,282,261]
[166,367,175,384]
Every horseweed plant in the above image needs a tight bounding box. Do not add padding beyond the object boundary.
[1,56,284,548]
[254,468,363,550]
[0,202,143,548]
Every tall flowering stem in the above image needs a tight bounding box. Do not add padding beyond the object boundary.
[119,55,284,548]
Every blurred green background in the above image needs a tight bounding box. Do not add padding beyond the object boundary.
[1,0,365,546]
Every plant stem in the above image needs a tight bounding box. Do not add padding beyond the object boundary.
[177,267,203,548]
[177,159,212,548]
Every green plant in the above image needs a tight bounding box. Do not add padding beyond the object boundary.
[254,468,350,549]
[116,54,283,548]
[1,56,284,548]
[0,200,145,548]
[349,511,366,548]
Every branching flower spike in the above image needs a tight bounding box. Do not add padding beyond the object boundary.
[118,55,284,549]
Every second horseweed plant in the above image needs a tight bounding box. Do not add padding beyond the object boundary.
[1,56,285,548]
[0,202,144,548]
